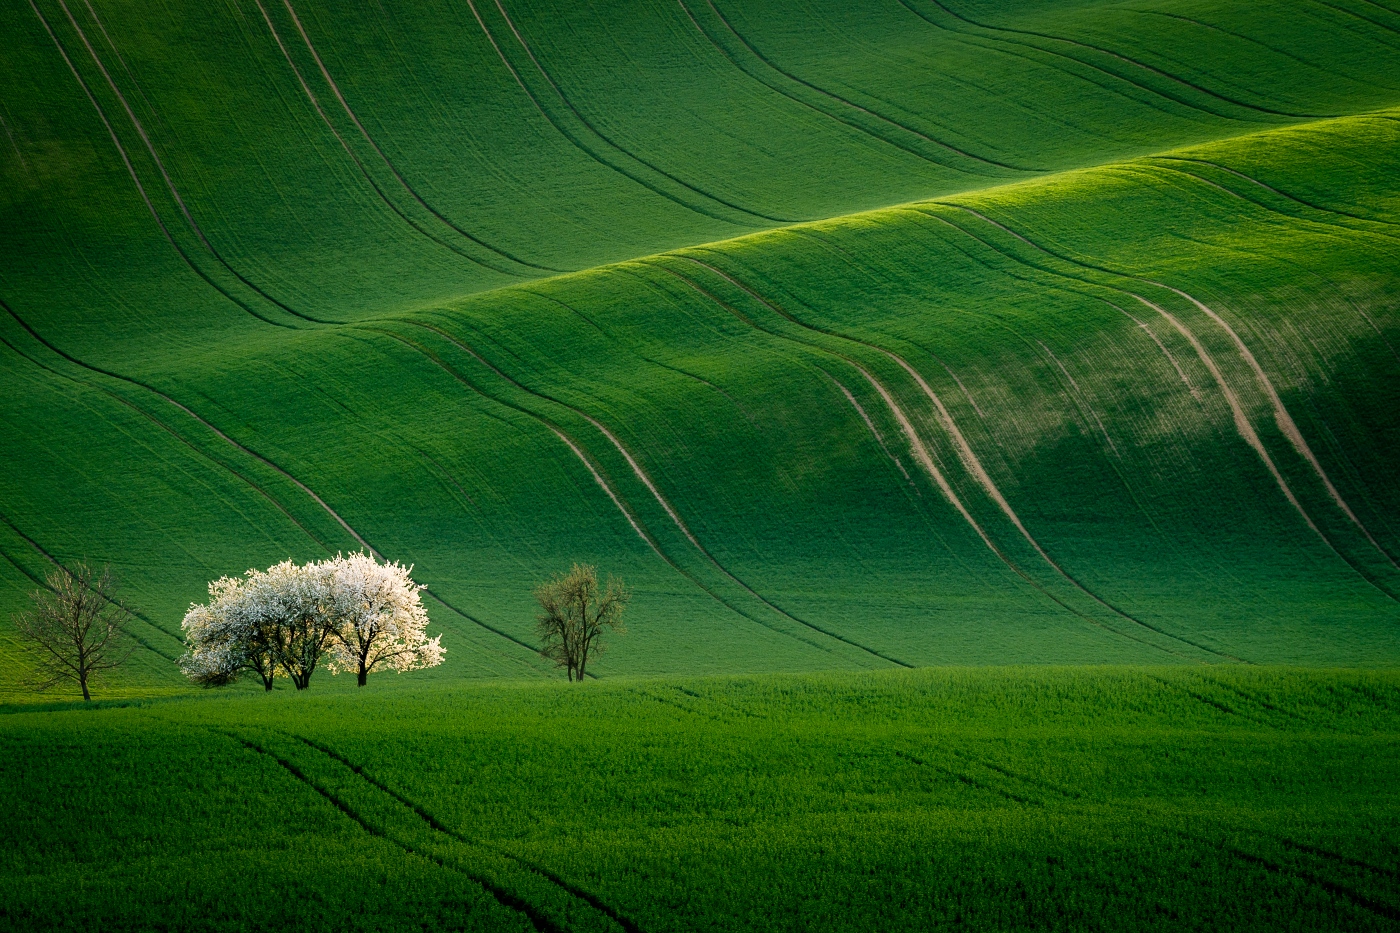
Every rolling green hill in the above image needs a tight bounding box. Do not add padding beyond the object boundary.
[2,0,1400,693]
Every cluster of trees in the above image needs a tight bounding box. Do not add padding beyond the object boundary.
[180,552,444,690]
[10,554,630,700]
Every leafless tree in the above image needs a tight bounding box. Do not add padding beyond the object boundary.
[534,563,628,681]
[12,562,133,701]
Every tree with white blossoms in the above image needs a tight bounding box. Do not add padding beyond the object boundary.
[180,553,443,691]
[179,573,279,691]
[324,552,444,687]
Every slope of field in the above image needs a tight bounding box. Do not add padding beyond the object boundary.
[2,0,1399,691]
[3,668,1398,931]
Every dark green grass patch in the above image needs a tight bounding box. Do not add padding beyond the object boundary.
[2,667,1397,931]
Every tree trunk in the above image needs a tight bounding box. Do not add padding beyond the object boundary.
[80,672,91,702]
[357,668,367,687]
[262,678,274,692]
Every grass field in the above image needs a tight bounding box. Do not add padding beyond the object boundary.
[3,667,1398,931]
[3,1,1399,925]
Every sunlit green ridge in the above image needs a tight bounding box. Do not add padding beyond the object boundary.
[2,0,1399,691]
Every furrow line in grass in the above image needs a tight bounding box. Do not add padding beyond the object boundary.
[875,333,1236,658]
[421,590,558,676]
[1277,837,1400,882]
[0,296,375,558]
[24,0,298,330]
[0,507,180,662]
[361,325,839,657]
[0,327,340,559]
[907,0,1329,120]
[649,258,1206,662]
[678,0,1031,175]
[935,738,1400,920]
[44,0,335,325]
[1309,0,1400,45]
[270,0,561,275]
[489,0,800,225]
[246,0,520,277]
[670,255,1234,661]
[290,733,643,933]
[1038,340,1118,458]
[923,204,1400,602]
[1212,837,1400,922]
[515,284,770,437]
[5,316,547,670]
[1149,155,1400,238]
[375,321,893,663]
[1154,280,1400,573]
[932,204,1400,597]
[823,370,915,486]
[1145,673,1276,726]
[457,0,790,227]
[892,749,1042,806]
[809,208,1258,606]
[226,732,559,933]
[936,740,1400,919]
[891,0,1247,127]
[1131,8,1400,90]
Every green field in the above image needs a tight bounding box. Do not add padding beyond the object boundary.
[4,668,1399,931]
[2,0,1399,685]
[3,0,1399,927]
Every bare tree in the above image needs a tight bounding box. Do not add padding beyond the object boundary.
[534,563,628,681]
[13,562,133,701]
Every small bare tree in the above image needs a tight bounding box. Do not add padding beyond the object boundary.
[13,562,133,701]
[534,563,628,681]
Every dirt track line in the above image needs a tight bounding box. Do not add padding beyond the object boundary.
[680,0,1031,174]
[1133,294,1324,538]
[49,0,332,325]
[1037,339,1121,457]
[25,0,296,330]
[291,734,643,933]
[227,733,559,933]
[825,371,914,484]
[1149,281,1400,571]
[366,324,846,657]
[1108,301,1204,401]
[393,319,902,665]
[915,0,1328,120]
[678,252,1248,659]
[659,257,1209,660]
[931,205,1325,539]
[273,0,558,274]
[941,204,1400,589]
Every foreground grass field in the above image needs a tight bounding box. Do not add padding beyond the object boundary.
[3,667,1398,931]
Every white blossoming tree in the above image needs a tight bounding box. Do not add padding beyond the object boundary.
[180,574,279,690]
[180,554,444,691]
[325,552,444,687]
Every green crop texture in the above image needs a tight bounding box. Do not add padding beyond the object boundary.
[3,0,1399,927]
[3,668,1399,931]
[7,0,1400,685]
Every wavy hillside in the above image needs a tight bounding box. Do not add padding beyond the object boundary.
[2,0,1399,690]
